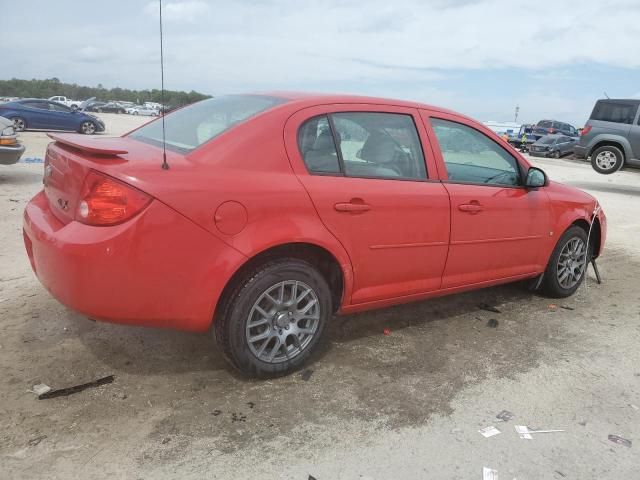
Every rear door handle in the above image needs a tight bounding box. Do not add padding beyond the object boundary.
[334,201,371,213]
[458,203,483,214]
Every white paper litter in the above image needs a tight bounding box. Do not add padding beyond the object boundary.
[31,383,51,396]
[483,466,498,480]
[479,426,501,438]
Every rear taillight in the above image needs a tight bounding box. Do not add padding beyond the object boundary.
[581,125,592,136]
[76,171,152,226]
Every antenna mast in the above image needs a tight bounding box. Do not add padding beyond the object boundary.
[159,0,169,170]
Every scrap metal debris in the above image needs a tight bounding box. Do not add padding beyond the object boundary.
[608,434,632,448]
[515,425,564,439]
[560,305,575,311]
[27,435,47,447]
[478,303,501,314]
[37,375,114,400]
[479,426,501,438]
[496,410,514,422]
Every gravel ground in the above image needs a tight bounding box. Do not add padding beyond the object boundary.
[1,117,639,479]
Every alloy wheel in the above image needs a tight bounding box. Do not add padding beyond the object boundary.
[81,121,96,134]
[13,118,25,131]
[246,280,320,363]
[556,237,587,289]
[595,151,617,170]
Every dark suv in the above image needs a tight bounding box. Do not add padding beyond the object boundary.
[534,120,579,138]
[575,99,640,174]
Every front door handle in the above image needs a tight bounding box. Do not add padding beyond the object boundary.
[334,201,371,213]
[458,203,483,214]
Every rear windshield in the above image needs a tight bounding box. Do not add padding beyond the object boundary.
[129,95,287,152]
[590,101,638,125]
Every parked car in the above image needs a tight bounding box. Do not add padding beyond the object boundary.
[529,134,576,158]
[23,93,606,377]
[83,101,107,112]
[0,116,25,165]
[48,96,82,110]
[533,120,579,138]
[126,105,159,116]
[89,102,126,114]
[574,99,640,174]
[0,99,105,135]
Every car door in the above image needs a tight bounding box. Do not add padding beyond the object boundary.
[284,104,450,305]
[421,111,551,288]
[46,102,77,131]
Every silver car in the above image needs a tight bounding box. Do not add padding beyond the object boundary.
[0,116,25,165]
[574,99,640,174]
[529,134,576,158]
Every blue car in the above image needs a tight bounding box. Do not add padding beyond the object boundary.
[0,99,105,135]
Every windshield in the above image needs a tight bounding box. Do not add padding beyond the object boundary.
[129,95,287,152]
[539,136,556,144]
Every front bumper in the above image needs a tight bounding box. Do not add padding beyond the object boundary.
[529,150,550,157]
[0,142,25,165]
[23,191,246,332]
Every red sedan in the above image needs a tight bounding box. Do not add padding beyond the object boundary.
[23,93,606,377]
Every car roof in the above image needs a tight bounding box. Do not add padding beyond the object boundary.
[259,91,466,117]
[596,98,640,104]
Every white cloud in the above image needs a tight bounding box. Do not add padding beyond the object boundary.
[145,1,210,23]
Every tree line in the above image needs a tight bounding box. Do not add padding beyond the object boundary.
[0,78,211,106]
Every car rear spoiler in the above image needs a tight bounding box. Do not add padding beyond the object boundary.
[47,133,129,155]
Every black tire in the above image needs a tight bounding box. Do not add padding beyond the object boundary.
[79,121,97,135]
[12,117,26,132]
[553,150,560,159]
[590,145,624,174]
[97,108,103,113]
[541,226,590,298]
[213,258,332,378]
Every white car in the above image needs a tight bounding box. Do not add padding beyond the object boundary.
[126,105,159,116]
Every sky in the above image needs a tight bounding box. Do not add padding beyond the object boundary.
[3,0,640,125]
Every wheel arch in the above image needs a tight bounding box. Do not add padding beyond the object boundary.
[588,137,630,161]
[571,217,602,258]
[213,241,348,326]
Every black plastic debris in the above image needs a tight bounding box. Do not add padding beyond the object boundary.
[608,434,632,447]
[301,369,314,381]
[247,401,255,409]
[37,375,114,400]
[231,412,247,423]
[560,305,575,311]
[211,409,222,416]
[487,319,499,328]
[479,303,501,314]
[309,476,318,480]
[496,410,514,422]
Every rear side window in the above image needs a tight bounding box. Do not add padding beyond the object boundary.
[129,95,287,152]
[298,112,427,181]
[590,101,638,125]
[431,118,521,187]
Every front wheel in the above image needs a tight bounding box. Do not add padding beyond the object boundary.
[553,150,560,159]
[213,259,331,377]
[80,121,96,135]
[541,226,590,298]
[591,145,624,174]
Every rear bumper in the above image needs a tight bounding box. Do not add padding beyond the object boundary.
[0,142,25,165]
[23,191,246,332]
[573,145,588,158]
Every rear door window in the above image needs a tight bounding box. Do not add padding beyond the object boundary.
[431,118,521,186]
[591,101,638,125]
[297,116,341,174]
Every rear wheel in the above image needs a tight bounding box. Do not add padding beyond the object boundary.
[213,259,331,377]
[12,117,26,131]
[542,226,589,298]
[80,121,96,135]
[591,145,624,174]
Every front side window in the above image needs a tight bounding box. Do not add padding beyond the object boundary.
[129,95,287,152]
[24,101,49,110]
[430,118,521,187]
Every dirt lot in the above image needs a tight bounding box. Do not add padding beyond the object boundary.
[1,115,639,479]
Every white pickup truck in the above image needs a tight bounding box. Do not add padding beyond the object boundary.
[48,96,81,110]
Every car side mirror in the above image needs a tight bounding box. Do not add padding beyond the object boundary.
[525,167,548,188]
